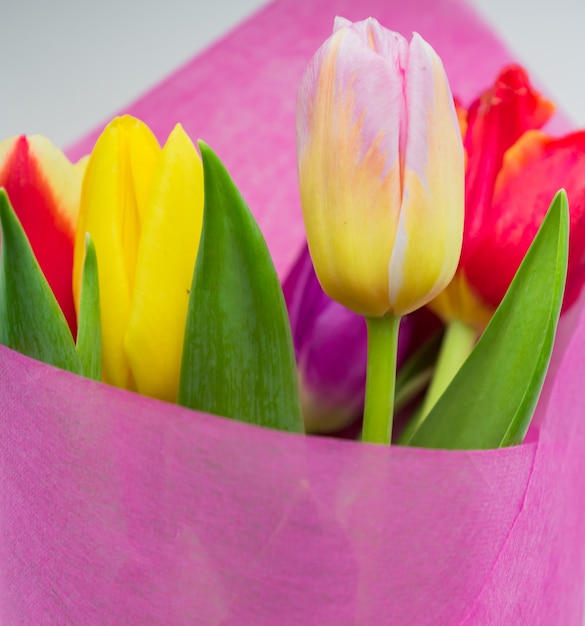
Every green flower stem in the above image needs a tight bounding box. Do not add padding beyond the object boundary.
[400,319,477,445]
[421,319,477,414]
[361,314,401,445]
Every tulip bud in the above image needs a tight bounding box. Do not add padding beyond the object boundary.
[0,136,86,334]
[73,117,204,401]
[296,17,464,318]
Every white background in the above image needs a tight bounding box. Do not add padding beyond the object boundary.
[2,0,584,148]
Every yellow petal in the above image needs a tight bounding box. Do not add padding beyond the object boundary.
[124,124,204,402]
[428,272,494,331]
[73,116,160,389]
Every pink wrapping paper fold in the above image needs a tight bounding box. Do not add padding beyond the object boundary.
[2,0,584,623]
[2,306,585,624]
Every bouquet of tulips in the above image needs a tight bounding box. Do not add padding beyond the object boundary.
[2,12,585,625]
[2,18,583,448]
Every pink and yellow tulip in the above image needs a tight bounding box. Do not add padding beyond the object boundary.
[296,17,464,318]
[72,116,204,402]
[0,136,86,335]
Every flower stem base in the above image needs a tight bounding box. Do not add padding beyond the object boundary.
[361,314,401,445]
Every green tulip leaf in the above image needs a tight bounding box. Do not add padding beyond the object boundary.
[178,142,303,433]
[76,233,101,380]
[409,190,568,449]
[0,189,80,373]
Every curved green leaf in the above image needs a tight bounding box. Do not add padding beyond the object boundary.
[178,143,303,433]
[76,234,101,380]
[0,189,80,373]
[410,190,568,449]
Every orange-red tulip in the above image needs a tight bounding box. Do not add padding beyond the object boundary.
[0,136,86,334]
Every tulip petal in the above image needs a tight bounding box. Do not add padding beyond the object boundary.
[124,124,204,402]
[462,66,555,263]
[284,244,367,432]
[73,116,160,389]
[332,16,351,34]
[465,130,585,310]
[297,301,367,433]
[283,242,332,355]
[428,272,493,330]
[297,21,408,316]
[0,136,86,334]
[388,34,464,314]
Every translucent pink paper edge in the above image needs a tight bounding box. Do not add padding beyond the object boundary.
[2,0,584,623]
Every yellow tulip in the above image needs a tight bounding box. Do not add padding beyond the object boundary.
[73,116,204,401]
[296,17,464,318]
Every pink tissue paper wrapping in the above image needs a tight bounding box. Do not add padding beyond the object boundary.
[2,0,584,624]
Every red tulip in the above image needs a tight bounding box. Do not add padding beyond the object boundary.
[431,65,585,327]
[0,136,87,335]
